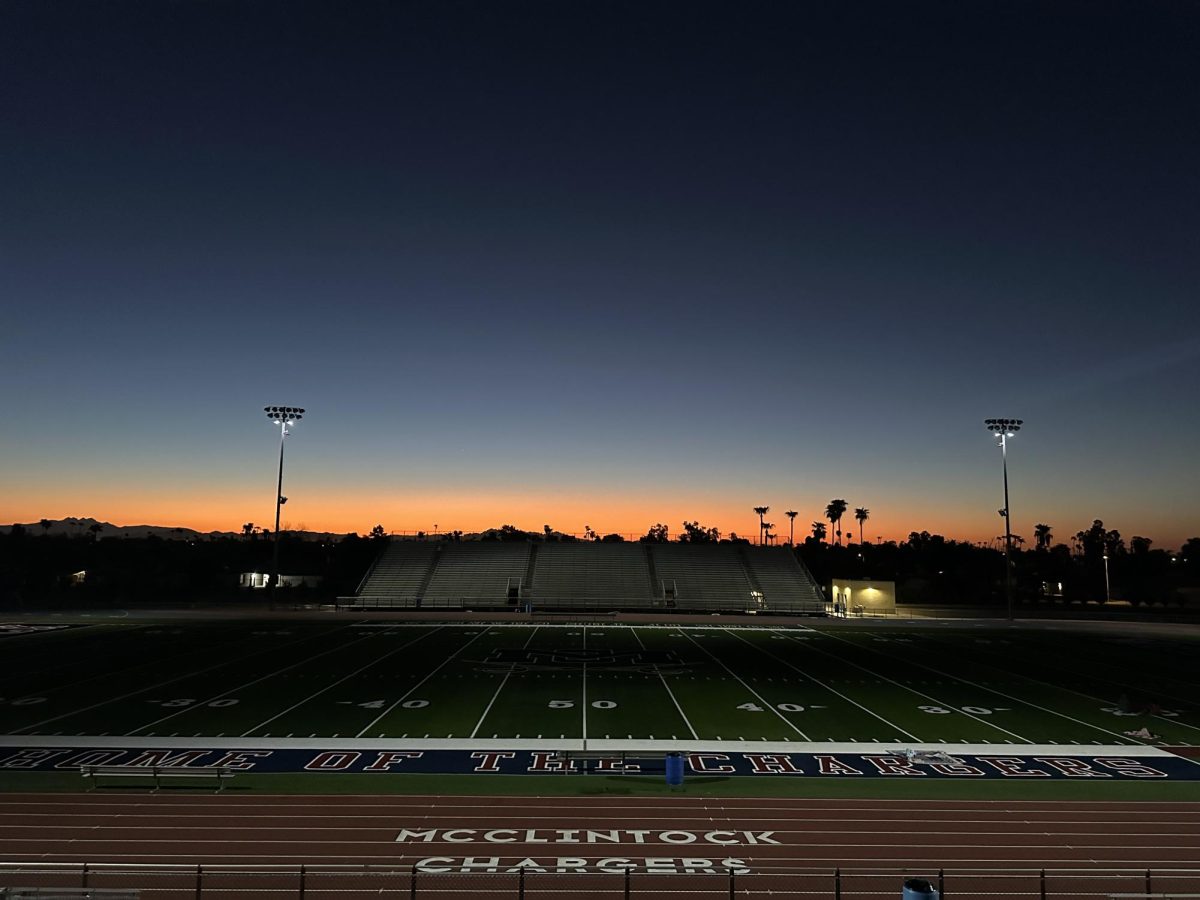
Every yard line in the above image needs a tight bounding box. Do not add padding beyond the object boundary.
[12,623,362,734]
[779,632,1031,742]
[581,625,588,748]
[132,628,411,736]
[916,631,1200,734]
[241,627,446,737]
[355,629,491,738]
[677,628,809,740]
[631,627,698,739]
[469,626,539,738]
[818,630,1139,744]
[726,628,918,741]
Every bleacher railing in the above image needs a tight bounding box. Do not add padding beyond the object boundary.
[2,863,1197,898]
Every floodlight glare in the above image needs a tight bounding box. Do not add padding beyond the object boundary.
[984,418,1023,621]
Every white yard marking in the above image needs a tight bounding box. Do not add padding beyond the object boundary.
[470,627,539,738]
[780,632,1031,742]
[677,628,809,740]
[631,627,698,740]
[13,623,366,735]
[355,630,491,738]
[820,630,1153,744]
[240,627,444,737]
[731,628,918,741]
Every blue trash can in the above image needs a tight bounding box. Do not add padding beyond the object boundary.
[664,752,685,786]
[902,878,938,900]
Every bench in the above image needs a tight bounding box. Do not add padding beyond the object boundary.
[79,765,234,792]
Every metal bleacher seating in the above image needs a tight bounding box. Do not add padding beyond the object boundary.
[354,542,437,608]
[741,546,826,613]
[420,542,531,608]
[351,540,826,615]
[531,543,655,608]
[648,544,757,609]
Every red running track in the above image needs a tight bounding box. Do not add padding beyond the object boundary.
[2,793,1199,898]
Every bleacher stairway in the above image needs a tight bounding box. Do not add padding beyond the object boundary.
[351,541,825,614]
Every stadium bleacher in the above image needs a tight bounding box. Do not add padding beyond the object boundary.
[350,540,825,614]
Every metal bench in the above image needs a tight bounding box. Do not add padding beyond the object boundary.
[79,765,234,792]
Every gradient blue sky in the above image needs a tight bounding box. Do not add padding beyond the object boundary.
[2,1,1198,547]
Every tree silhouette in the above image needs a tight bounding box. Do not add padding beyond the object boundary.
[785,510,798,546]
[811,521,827,541]
[242,522,256,539]
[640,523,669,543]
[854,507,869,545]
[88,522,104,541]
[369,524,387,541]
[1034,523,1053,551]
[753,506,769,546]
[825,499,848,545]
[39,518,52,536]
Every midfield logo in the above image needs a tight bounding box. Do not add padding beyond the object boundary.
[472,648,690,674]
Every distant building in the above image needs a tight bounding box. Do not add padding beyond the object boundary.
[829,578,896,616]
[239,573,323,590]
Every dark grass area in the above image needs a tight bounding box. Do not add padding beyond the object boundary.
[1,619,1197,744]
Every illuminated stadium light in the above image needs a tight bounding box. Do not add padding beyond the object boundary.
[265,406,305,600]
[984,418,1022,621]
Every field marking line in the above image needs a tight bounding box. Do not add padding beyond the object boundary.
[133,627,421,736]
[4,623,285,703]
[779,633,1031,742]
[630,627,699,740]
[355,629,492,738]
[676,628,810,740]
[576,628,585,748]
[241,627,449,737]
[914,631,1200,734]
[11,623,364,735]
[726,628,918,741]
[470,626,540,738]
[818,630,1146,745]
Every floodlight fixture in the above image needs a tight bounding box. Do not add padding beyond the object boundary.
[984,418,1022,621]
[264,405,305,601]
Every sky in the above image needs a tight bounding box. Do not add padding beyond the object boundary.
[2,1,1198,549]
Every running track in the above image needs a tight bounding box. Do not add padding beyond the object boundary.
[2,794,1199,897]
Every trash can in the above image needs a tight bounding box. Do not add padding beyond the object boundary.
[902,878,938,900]
[664,752,685,786]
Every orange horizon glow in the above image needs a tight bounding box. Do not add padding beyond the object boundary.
[5,488,1187,549]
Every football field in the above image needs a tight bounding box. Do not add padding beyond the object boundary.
[2,620,1198,747]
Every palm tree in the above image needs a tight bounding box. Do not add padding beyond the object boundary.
[762,523,774,545]
[785,510,798,545]
[825,499,848,545]
[811,521,827,542]
[753,506,769,546]
[854,507,870,544]
[1034,523,1053,552]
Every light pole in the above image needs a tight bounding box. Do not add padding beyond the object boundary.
[265,406,304,601]
[1102,551,1111,603]
[984,418,1022,620]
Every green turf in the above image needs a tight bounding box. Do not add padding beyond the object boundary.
[1,619,1197,745]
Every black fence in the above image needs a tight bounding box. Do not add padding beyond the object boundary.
[1,863,1198,899]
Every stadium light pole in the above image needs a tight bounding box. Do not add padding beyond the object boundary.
[265,406,304,603]
[984,418,1022,621]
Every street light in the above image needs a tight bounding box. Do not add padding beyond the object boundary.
[265,406,304,600]
[1102,551,1111,603]
[984,418,1022,621]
